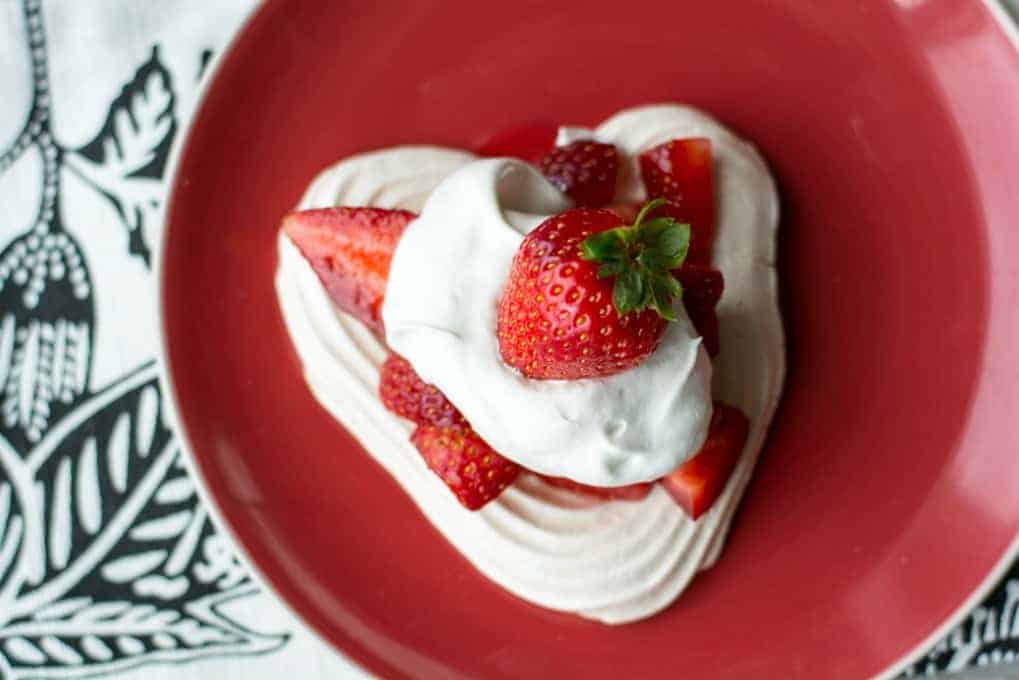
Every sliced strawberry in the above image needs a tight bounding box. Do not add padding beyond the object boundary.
[283,207,415,336]
[639,140,715,265]
[411,426,521,510]
[539,475,653,502]
[674,265,724,357]
[661,402,749,520]
[379,354,467,430]
[538,141,620,207]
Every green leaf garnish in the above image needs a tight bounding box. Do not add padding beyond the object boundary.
[579,199,691,321]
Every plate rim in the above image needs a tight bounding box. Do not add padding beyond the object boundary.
[154,1,1019,678]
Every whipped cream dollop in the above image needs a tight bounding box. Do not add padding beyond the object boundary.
[275,104,784,623]
[382,159,712,486]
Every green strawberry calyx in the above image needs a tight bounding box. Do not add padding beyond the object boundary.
[579,198,690,320]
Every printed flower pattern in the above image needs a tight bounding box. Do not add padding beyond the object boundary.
[0,1,286,678]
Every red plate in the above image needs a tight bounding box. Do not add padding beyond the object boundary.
[159,2,1019,678]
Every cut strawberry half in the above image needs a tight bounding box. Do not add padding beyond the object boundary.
[674,265,724,357]
[539,475,653,502]
[379,354,467,430]
[639,139,715,265]
[412,425,521,510]
[283,207,415,336]
[661,402,749,520]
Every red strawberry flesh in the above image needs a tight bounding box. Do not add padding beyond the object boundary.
[661,402,749,519]
[379,354,467,430]
[639,139,715,265]
[283,207,415,336]
[411,425,521,510]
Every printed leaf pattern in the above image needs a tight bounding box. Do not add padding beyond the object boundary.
[0,460,26,599]
[30,370,179,589]
[0,2,287,678]
[0,366,286,679]
[903,580,1019,675]
[1,586,280,679]
[65,46,177,267]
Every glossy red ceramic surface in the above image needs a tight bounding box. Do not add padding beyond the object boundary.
[160,2,1019,678]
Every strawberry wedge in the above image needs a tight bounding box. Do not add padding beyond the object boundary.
[661,402,749,519]
[639,139,715,265]
[283,207,415,336]
[411,425,521,510]
[379,353,467,430]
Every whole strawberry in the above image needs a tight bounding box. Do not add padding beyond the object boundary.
[497,199,691,380]
[379,354,467,429]
[538,140,619,207]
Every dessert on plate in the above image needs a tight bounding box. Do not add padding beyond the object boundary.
[275,104,784,624]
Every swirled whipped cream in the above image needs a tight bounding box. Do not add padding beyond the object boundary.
[382,158,712,486]
[275,104,784,623]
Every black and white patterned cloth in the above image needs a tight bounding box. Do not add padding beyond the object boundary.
[0,2,1016,678]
